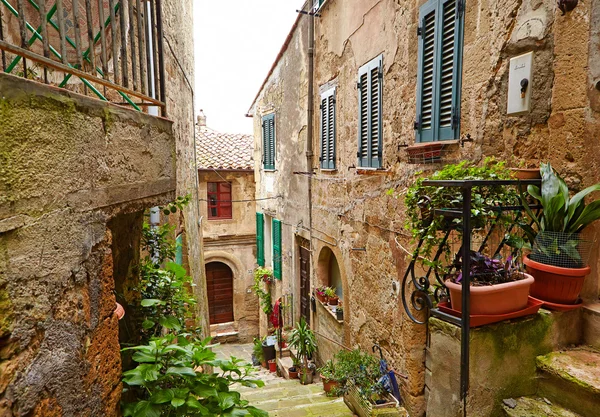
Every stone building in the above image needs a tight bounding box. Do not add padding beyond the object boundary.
[0,0,205,415]
[195,112,259,342]
[250,0,600,416]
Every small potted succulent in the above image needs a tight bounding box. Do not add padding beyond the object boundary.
[444,251,534,315]
[325,287,339,305]
[288,317,317,385]
[336,305,344,321]
[319,359,340,395]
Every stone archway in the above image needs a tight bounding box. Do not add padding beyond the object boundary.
[205,262,234,324]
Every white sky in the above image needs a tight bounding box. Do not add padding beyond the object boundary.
[193,1,301,134]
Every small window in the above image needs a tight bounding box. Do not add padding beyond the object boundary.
[357,54,383,168]
[320,87,336,170]
[262,114,275,170]
[207,182,232,220]
[415,0,464,143]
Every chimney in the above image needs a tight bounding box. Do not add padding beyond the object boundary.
[197,109,206,127]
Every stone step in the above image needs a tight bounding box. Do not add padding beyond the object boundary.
[502,396,582,417]
[582,304,600,349]
[536,347,600,417]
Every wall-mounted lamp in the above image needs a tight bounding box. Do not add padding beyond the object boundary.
[558,0,578,15]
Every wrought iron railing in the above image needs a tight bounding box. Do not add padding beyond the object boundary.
[401,179,541,415]
[0,0,166,115]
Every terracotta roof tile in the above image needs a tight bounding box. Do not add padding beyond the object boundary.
[195,125,254,170]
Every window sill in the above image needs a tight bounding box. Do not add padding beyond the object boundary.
[405,140,459,164]
[320,168,338,173]
[316,298,344,325]
[263,169,277,173]
[207,218,235,222]
[356,168,392,176]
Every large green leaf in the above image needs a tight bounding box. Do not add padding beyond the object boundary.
[569,200,600,232]
[133,401,161,417]
[540,163,559,209]
[218,392,239,410]
[566,183,600,229]
[166,366,197,377]
[192,383,218,399]
[545,194,566,232]
[247,407,269,417]
[171,397,185,408]
[150,389,174,404]
[159,316,182,330]
[141,299,164,307]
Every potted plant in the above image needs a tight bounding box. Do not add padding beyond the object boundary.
[444,251,534,315]
[252,337,265,367]
[517,163,600,304]
[268,359,277,373]
[315,286,328,303]
[336,305,344,321]
[261,336,276,368]
[509,160,541,180]
[288,358,300,379]
[318,359,340,395]
[325,287,339,305]
[252,268,273,316]
[288,317,317,385]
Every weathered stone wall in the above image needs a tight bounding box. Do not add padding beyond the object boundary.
[0,73,176,416]
[199,170,259,341]
[250,14,311,335]
[309,1,600,415]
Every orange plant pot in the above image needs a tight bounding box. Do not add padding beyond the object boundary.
[268,359,277,373]
[444,274,534,315]
[321,376,339,394]
[524,255,590,304]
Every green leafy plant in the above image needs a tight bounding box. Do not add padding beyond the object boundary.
[332,349,382,400]
[318,359,338,381]
[122,332,267,417]
[516,162,600,267]
[160,194,192,216]
[403,158,519,272]
[252,337,264,365]
[324,287,337,298]
[287,317,317,377]
[252,268,273,316]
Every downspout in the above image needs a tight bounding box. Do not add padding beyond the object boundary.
[306,2,315,323]
[148,3,160,261]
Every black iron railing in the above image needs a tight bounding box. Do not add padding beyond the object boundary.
[401,179,541,415]
[0,0,166,115]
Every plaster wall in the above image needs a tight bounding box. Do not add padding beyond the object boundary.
[0,73,176,416]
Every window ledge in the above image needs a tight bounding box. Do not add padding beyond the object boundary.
[356,168,392,176]
[320,168,338,173]
[405,140,459,164]
[316,298,344,325]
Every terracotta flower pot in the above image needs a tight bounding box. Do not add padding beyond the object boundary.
[288,367,299,379]
[316,292,327,303]
[524,255,590,304]
[444,273,534,315]
[268,359,277,373]
[114,302,125,320]
[510,168,541,180]
[261,361,267,369]
[328,296,339,306]
[321,376,339,394]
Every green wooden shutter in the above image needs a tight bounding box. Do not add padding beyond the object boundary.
[175,234,183,265]
[273,219,282,280]
[320,88,336,169]
[416,0,463,143]
[357,55,383,168]
[256,212,265,266]
[262,114,275,170]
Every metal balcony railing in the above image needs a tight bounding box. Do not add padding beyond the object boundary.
[0,0,166,115]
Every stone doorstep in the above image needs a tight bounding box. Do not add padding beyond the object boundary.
[536,347,600,417]
[502,396,582,417]
[582,303,600,349]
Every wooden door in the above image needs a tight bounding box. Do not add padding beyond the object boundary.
[206,262,234,324]
[299,246,310,324]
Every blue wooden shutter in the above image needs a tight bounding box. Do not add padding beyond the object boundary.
[358,55,383,168]
[416,0,463,143]
[273,219,282,280]
[262,114,275,170]
[320,88,336,169]
[256,212,265,266]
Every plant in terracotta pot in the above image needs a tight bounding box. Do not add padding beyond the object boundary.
[325,287,339,305]
[444,251,534,315]
[315,286,328,303]
[268,359,277,373]
[288,317,317,385]
[509,159,541,180]
[516,162,600,305]
[288,358,300,379]
[318,359,341,396]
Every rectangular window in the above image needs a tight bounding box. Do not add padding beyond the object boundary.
[358,54,383,168]
[273,219,282,280]
[262,114,275,170]
[320,87,336,169]
[207,182,232,220]
[256,213,265,266]
[415,0,464,143]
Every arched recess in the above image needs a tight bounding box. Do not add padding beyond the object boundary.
[317,246,344,300]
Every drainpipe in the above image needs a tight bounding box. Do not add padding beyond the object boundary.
[148,1,160,261]
[306,2,315,323]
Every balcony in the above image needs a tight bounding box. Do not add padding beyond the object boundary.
[0,0,166,116]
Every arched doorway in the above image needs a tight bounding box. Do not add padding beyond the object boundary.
[205,262,234,324]
[317,247,343,301]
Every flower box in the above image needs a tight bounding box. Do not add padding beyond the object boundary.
[343,381,407,417]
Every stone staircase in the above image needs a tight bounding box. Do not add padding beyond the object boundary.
[502,304,600,417]
[236,366,354,417]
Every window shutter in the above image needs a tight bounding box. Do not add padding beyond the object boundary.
[272,219,282,280]
[256,212,265,266]
[320,88,336,169]
[262,114,275,170]
[416,0,463,143]
[175,234,183,265]
[358,55,383,168]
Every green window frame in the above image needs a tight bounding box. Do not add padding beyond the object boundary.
[415,0,464,143]
[357,54,383,168]
[262,114,276,170]
[272,219,282,280]
[320,87,336,170]
[256,212,265,266]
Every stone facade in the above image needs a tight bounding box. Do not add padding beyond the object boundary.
[0,0,199,414]
[250,1,600,416]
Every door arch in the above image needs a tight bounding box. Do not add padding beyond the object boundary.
[205,262,234,324]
